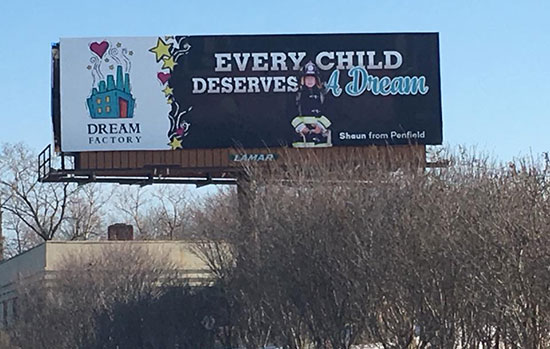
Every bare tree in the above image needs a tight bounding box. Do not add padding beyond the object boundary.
[149,185,194,239]
[59,183,113,240]
[112,185,151,237]
[112,185,194,240]
[0,143,73,242]
[2,214,43,257]
[192,147,550,349]
[10,245,182,349]
[6,145,550,348]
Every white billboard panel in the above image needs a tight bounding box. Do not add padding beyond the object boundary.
[60,37,170,151]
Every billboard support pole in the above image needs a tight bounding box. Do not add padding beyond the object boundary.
[237,173,252,230]
[237,172,261,262]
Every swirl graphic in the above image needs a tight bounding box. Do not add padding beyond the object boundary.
[108,48,122,67]
[174,36,192,61]
[121,48,132,73]
[89,57,103,85]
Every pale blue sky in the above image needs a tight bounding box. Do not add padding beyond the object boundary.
[0,0,548,161]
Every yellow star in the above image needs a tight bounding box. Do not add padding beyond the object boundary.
[149,38,172,62]
[162,56,177,71]
[169,137,182,149]
[162,86,174,96]
[167,97,173,104]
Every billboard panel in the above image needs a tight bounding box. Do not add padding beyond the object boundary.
[59,33,442,152]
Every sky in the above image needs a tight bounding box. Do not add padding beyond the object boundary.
[0,0,548,162]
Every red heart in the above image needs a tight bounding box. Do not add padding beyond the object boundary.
[90,41,109,58]
[157,72,171,84]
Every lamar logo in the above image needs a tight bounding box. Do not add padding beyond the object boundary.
[230,153,278,162]
[86,41,135,119]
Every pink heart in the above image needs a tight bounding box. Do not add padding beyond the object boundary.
[90,41,109,58]
[157,72,171,84]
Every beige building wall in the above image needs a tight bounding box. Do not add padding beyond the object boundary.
[45,241,209,273]
[0,244,48,327]
[0,241,212,328]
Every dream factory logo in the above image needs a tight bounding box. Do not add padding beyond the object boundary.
[86,41,135,119]
[85,41,142,147]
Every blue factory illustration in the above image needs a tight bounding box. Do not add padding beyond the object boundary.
[87,65,135,119]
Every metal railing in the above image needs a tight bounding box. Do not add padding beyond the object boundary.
[37,144,51,182]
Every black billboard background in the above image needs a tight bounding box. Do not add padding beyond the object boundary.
[170,33,442,149]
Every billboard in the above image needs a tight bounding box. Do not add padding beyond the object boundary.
[58,33,442,152]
